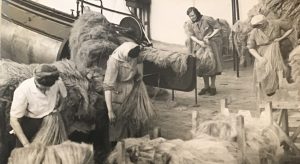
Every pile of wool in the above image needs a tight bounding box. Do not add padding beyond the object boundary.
[140,47,189,75]
[32,112,68,146]
[191,114,237,141]
[118,81,156,129]
[69,11,190,76]
[69,11,119,73]
[8,141,93,164]
[192,113,283,164]
[107,135,237,164]
[289,45,300,89]
[0,59,102,135]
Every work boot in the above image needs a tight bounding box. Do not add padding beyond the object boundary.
[210,88,217,96]
[198,87,210,95]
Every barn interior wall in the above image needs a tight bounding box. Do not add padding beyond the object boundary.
[29,0,258,45]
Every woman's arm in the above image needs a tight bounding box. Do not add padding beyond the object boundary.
[274,29,294,42]
[104,90,115,123]
[248,48,265,62]
[190,36,206,47]
[10,117,30,147]
[207,29,220,39]
[103,58,118,123]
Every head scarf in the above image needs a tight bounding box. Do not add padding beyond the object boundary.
[34,64,59,86]
[110,42,140,68]
[250,14,267,26]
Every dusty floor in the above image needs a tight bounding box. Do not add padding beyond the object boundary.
[150,41,258,140]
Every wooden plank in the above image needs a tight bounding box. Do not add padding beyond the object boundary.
[274,123,300,155]
[291,126,300,142]
[278,110,284,126]
[259,101,300,110]
[236,115,247,164]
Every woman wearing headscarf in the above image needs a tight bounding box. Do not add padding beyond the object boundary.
[103,42,143,144]
[10,64,67,147]
[185,7,223,96]
[247,14,293,98]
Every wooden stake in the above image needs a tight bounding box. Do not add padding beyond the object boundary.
[236,115,247,164]
[264,101,273,126]
[153,127,161,139]
[220,99,230,116]
[191,111,199,136]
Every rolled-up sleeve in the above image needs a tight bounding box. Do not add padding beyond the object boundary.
[57,78,67,98]
[247,30,257,49]
[103,57,119,91]
[10,87,28,118]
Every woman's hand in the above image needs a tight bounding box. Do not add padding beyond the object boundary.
[24,143,30,147]
[258,57,267,64]
[274,37,282,42]
[108,110,116,123]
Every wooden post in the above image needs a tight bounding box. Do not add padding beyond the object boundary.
[282,109,290,153]
[117,140,126,164]
[236,115,247,164]
[171,90,175,101]
[153,127,161,139]
[191,111,199,136]
[220,98,229,116]
[264,101,273,126]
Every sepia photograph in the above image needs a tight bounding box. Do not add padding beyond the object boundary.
[1,0,300,163]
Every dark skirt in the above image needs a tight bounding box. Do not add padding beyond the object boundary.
[15,117,43,147]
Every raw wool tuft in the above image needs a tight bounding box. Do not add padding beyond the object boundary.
[256,42,286,94]
[195,46,217,76]
[47,141,94,164]
[8,141,93,164]
[0,59,37,87]
[118,81,156,129]
[32,112,68,146]
[8,143,46,164]
[192,114,236,140]
[140,47,189,75]
[289,45,300,83]
[69,11,119,72]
